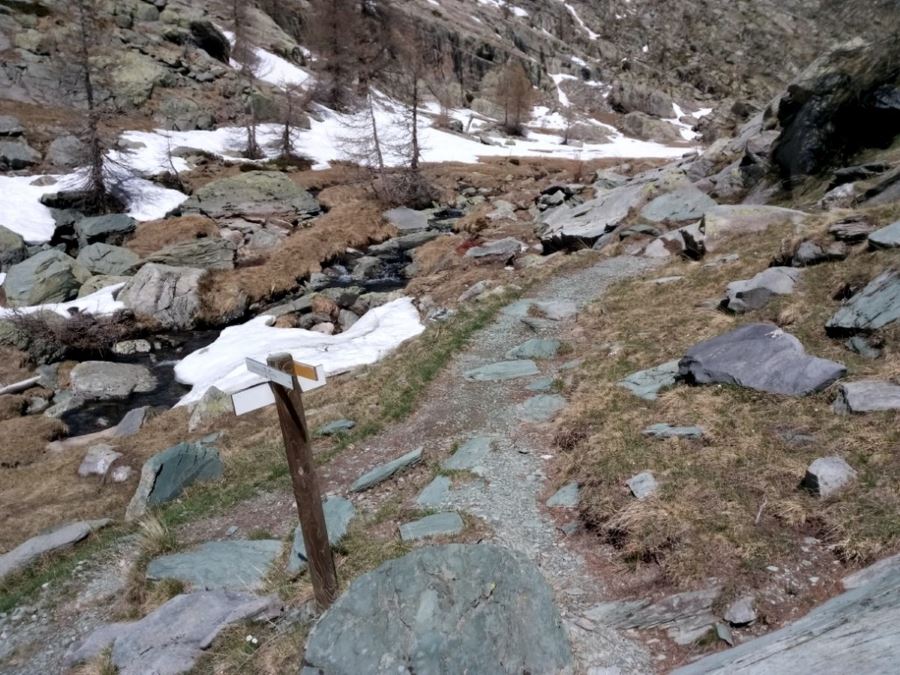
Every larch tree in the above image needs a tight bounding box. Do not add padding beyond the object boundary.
[307,0,365,111]
[496,59,534,136]
[231,0,263,158]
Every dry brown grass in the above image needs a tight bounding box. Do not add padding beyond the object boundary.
[559,206,900,587]
[0,416,67,469]
[125,215,221,256]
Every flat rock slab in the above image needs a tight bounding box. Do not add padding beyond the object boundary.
[547,482,580,508]
[146,540,281,591]
[503,299,577,321]
[518,394,567,422]
[415,475,451,507]
[868,220,900,249]
[180,171,319,219]
[65,591,282,675]
[399,512,465,541]
[673,563,900,674]
[505,338,562,360]
[463,360,539,382]
[724,267,802,313]
[383,207,429,232]
[69,361,158,401]
[639,184,717,223]
[0,519,110,581]
[288,496,356,574]
[702,205,807,250]
[679,323,846,396]
[833,380,900,413]
[538,183,647,242]
[642,423,704,439]
[527,376,556,392]
[618,360,680,400]
[302,544,572,674]
[350,447,423,492]
[442,436,493,472]
[627,471,658,500]
[826,269,900,334]
[464,237,524,261]
[126,437,223,521]
[315,419,356,436]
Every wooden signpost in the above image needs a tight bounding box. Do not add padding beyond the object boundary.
[231,353,337,609]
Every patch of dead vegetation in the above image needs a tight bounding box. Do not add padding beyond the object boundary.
[0,416,67,469]
[125,215,220,256]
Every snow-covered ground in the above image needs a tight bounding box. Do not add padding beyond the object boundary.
[221,29,312,89]
[0,282,125,318]
[174,297,425,406]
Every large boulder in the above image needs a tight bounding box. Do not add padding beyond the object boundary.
[0,519,110,582]
[0,138,40,169]
[833,380,900,414]
[620,111,683,143]
[679,323,846,396]
[4,249,91,306]
[639,184,717,223]
[46,134,86,169]
[0,224,27,270]
[179,171,320,219]
[538,183,647,245]
[826,269,900,335]
[302,544,573,674]
[868,221,900,249]
[65,591,281,675]
[69,361,157,400]
[118,263,205,329]
[76,242,141,276]
[110,50,172,107]
[609,81,675,118]
[75,213,137,247]
[144,237,236,270]
[724,267,802,313]
[125,437,224,521]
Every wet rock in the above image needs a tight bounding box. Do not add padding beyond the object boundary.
[76,243,141,276]
[399,512,464,541]
[144,238,236,270]
[639,184,717,223]
[78,444,123,477]
[618,360,680,400]
[303,544,572,674]
[315,419,355,436]
[187,386,232,432]
[724,267,802,313]
[113,339,152,355]
[517,394,567,423]
[126,437,223,520]
[627,471,658,500]
[826,269,900,335]
[802,456,857,498]
[724,596,757,626]
[350,447,423,492]
[350,256,384,281]
[442,436,493,472]
[65,591,281,675]
[464,237,524,263]
[75,214,137,247]
[179,171,319,219]
[833,380,900,414]
[383,207,429,232]
[415,475,451,507]
[147,540,281,591]
[505,338,561,360]
[463,360,540,382]
[4,249,90,306]
[70,361,156,401]
[288,496,356,574]
[868,220,900,249]
[547,482,579,508]
[642,423,704,439]
[679,323,846,396]
[119,263,205,329]
[0,519,110,581]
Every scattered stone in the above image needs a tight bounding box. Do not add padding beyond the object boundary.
[442,436,493,472]
[869,221,900,249]
[833,380,900,414]
[627,471,658,500]
[4,249,90,306]
[187,386,232,432]
[517,394,567,423]
[288,496,357,574]
[303,544,572,673]
[650,275,684,285]
[315,419,356,436]
[642,423,704,439]
[641,221,704,259]
[383,207,429,232]
[75,214,137,247]
[179,171,319,219]
[147,540,281,591]
[724,267,802,313]
[350,447,423,492]
[458,280,492,303]
[46,134,86,169]
[114,406,150,438]
[415,475,451,507]
[503,298,577,321]
[802,456,857,498]
[547,482,579,508]
[368,231,440,255]
[639,184,717,223]
[505,338,561,360]
[78,444,123,477]
[618,360,680,400]
[826,269,900,335]
[76,242,141,276]
[828,215,876,242]
[463,360,540,382]
[0,520,110,581]
[110,466,132,483]
[119,263,205,329]
[0,115,24,136]
[846,335,882,359]
[70,362,157,401]
[679,323,846,396]
[716,622,734,646]
[464,237,524,263]
[724,596,757,626]
[842,552,900,590]
[526,376,555,392]
[126,437,223,521]
[399,512,465,541]
[65,591,282,675]
[113,339,152,355]
[791,240,848,267]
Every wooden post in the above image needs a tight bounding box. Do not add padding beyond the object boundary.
[267,353,338,610]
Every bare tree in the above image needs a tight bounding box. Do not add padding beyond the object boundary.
[230,0,263,159]
[496,60,534,136]
[307,0,364,111]
[278,83,314,161]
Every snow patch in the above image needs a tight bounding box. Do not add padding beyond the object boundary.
[221,30,311,89]
[0,283,125,318]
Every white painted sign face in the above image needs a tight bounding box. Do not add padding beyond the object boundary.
[232,360,328,415]
[246,358,295,389]
[232,382,275,415]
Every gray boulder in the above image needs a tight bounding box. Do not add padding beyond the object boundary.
[0,224,27,269]
[146,540,281,591]
[180,171,319,219]
[118,263,205,329]
[368,231,440,255]
[0,138,40,169]
[642,423,704,439]
[78,444,123,477]
[609,81,675,118]
[505,338,561,359]
[288,496,356,574]
[383,207,429,232]
[187,386,232,432]
[826,269,900,335]
[155,97,214,131]
[65,591,281,675]
[627,471,659,500]
[463,360,540,382]
[415,476,451,507]
[724,267,802,313]
[399,512,464,541]
[791,240,848,266]
[302,544,572,674]
[145,237,236,270]
[829,215,876,241]
[641,222,704,259]
[833,380,900,414]
[464,237,524,263]
[78,274,130,297]
[802,456,857,498]
[70,361,157,400]
[75,214,137,247]
[350,447,423,492]
[547,482,580,508]
[126,437,224,521]
[76,242,141,276]
[46,134,86,169]
[679,323,846,396]
[0,519,110,582]
[639,185,717,223]
[0,115,24,136]
[315,419,356,436]
[723,596,757,627]
[868,221,900,249]
[620,111,684,143]
[538,183,647,244]
[618,360,680,400]
[4,249,91,306]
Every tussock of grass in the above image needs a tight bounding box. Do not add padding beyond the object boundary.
[560,209,900,587]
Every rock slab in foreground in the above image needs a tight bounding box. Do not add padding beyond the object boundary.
[463,359,540,382]
[0,519,110,581]
[833,380,900,413]
[679,323,846,396]
[146,540,282,591]
[65,591,282,675]
[302,544,573,674]
[350,447,423,492]
[288,496,356,574]
[825,269,900,335]
[618,360,680,400]
[399,512,464,541]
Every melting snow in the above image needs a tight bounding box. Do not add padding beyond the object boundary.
[221,30,311,88]
[0,283,125,318]
[558,1,599,40]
